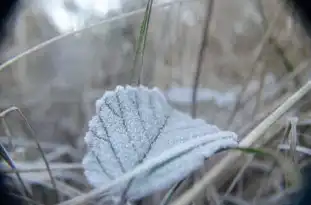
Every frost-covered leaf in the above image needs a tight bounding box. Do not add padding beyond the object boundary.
[82,85,238,200]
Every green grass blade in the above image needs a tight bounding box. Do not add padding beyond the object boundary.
[131,0,154,85]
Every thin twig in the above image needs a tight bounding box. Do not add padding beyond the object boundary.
[1,107,60,202]
[191,0,214,118]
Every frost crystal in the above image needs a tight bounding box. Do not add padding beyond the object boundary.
[82,85,238,200]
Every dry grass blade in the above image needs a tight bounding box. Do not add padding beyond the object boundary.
[252,65,267,118]
[230,60,309,130]
[191,0,214,118]
[54,180,83,197]
[256,0,296,79]
[224,155,253,195]
[237,92,291,135]
[1,118,14,149]
[0,106,60,202]
[252,162,278,203]
[189,3,215,203]
[272,61,310,95]
[0,0,198,73]
[205,185,221,205]
[1,107,32,199]
[0,107,18,117]
[0,136,66,150]
[233,147,300,187]
[159,180,185,205]
[278,144,311,156]
[3,163,83,173]
[221,195,251,205]
[264,187,297,204]
[8,192,43,205]
[225,4,283,128]
[170,80,311,205]
[288,117,299,162]
[38,146,80,162]
[0,143,31,199]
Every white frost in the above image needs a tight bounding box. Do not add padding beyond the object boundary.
[82,85,238,200]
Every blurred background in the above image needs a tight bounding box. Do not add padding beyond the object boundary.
[1,0,311,204]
